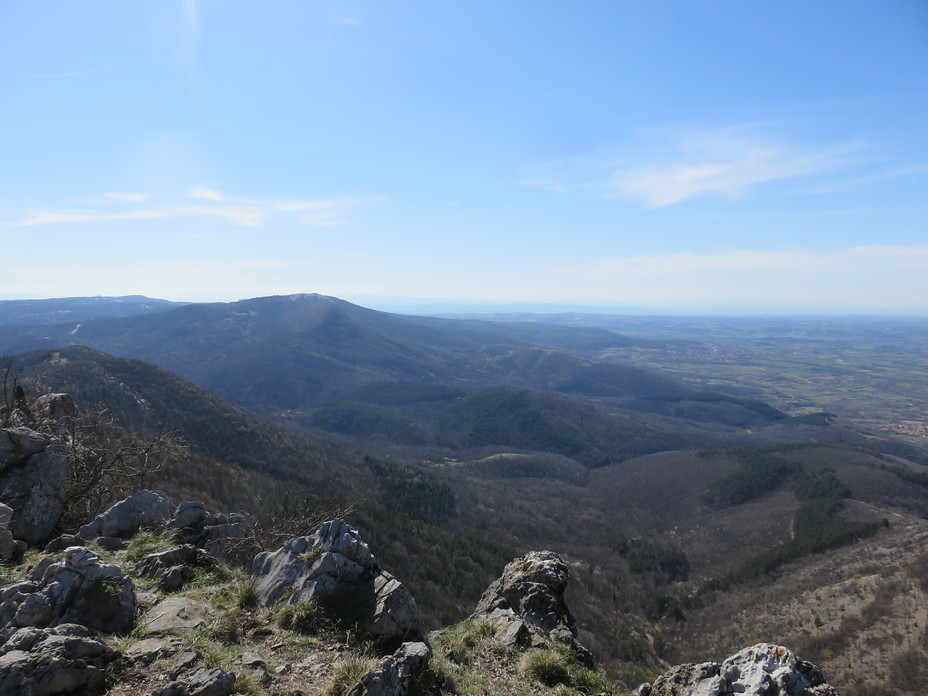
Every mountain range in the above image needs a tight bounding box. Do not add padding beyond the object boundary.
[2,293,927,693]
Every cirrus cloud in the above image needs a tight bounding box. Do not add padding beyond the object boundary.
[522,123,883,208]
[5,187,364,229]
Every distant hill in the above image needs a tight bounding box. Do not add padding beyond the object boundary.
[0,295,187,325]
[0,294,674,403]
[10,345,368,507]
[0,293,795,465]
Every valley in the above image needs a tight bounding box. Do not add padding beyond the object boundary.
[1,294,927,694]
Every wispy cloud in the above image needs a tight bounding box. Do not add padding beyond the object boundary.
[277,200,347,226]
[609,133,857,207]
[17,210,165,227]
[522,124,889,207]
[6,188,362,228]
[181,205,264,228]
[104,192,149,203]
[188,186,226,201]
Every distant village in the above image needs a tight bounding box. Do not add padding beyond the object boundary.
[880,423,928,437]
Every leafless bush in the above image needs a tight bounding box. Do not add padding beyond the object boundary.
[222,485,358,567]
[58,410,188,531]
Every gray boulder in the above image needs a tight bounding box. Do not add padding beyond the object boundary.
[471,550,591,664]
[134,544,211,578]
[77,489,175,540]
[142,596,208,635]
[0,428,71,545]
[164,501,251,560]
[43,534,85,553]
[0,547,135,636]
[348,641,432,696]
[0,624,119,696]
[646,643,840,696]
[252,519,427,651]
[152,667,236,696]
[134,544,209,592]
[31,394,75,428]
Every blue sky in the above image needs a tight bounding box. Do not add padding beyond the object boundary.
[1,1,926,312]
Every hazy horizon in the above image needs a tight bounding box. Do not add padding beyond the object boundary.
[1,291,926,318]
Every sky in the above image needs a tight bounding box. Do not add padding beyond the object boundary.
[1,1,927,313]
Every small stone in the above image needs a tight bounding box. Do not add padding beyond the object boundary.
[143,596,208,634]
[95,536,127,551]
[44,534,85,553]
[239,652,266,667]
[158,566,196,592]
[169,650,201,679]
[126,636,180,664]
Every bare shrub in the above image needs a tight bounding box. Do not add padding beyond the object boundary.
[57,410,187,531]
[221,485,358,567]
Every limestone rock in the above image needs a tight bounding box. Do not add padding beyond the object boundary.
[143,596,208,635]
[78,489,175,540]
[94,536,126,551]
[252,519,427,651]
[0,427,71,545]
[348,641,432,696]
[124,636,182,664]
[158,566,196,592]
[152,667,236,696]
[0,547,135,635]
[134,544,211,579]
[165,501,251,561]
[31,394,75,428]
[43,534,85,553]
[646,643,840,696]
[471,550,591,664]
[0,624,119,696]
[0,428,47,469]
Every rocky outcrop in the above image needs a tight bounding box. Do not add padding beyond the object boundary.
[78,489,175,540]
[31,394,75,429]
[0,547,135,636]
[252,519,428,651]
[76,493,251,564]
[0,427,71,545]
[348,640,432,696]
[644,643,839,696]
[135,544,213,592]
[165,501,250,560]
[0,623,119,696]
[471,550,591,664]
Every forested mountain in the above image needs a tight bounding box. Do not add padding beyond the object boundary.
[2,296,927,691]
[0,294,789,465]
[0,295,186,325]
